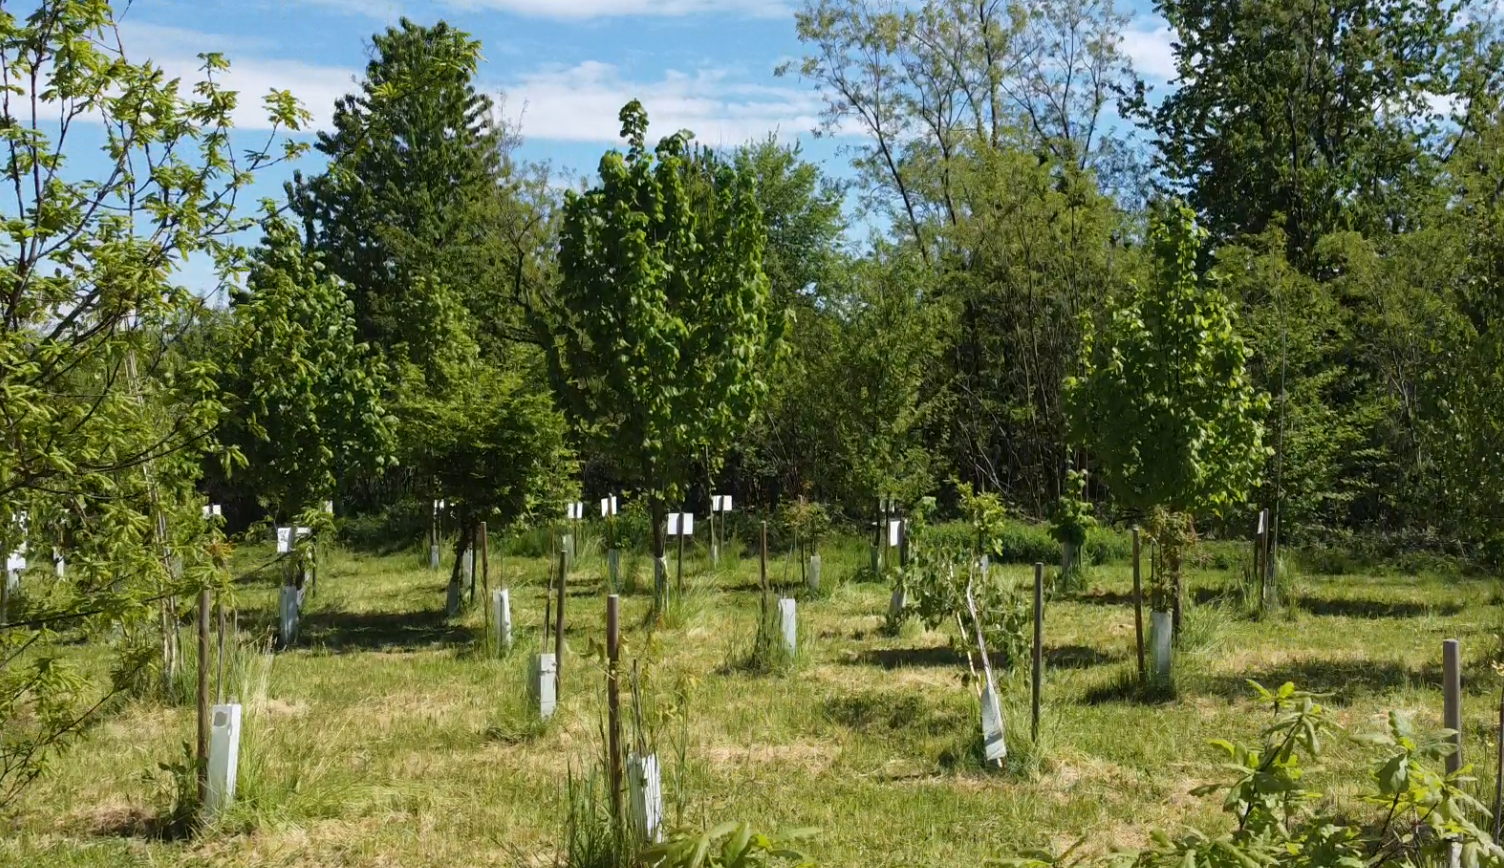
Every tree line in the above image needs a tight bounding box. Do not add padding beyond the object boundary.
[200,2,1504,559]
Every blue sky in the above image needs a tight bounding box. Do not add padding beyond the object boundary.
[109,0,1177,290]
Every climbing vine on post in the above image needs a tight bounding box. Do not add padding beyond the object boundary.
[1066,201,1267,634]
[540,100,784,599]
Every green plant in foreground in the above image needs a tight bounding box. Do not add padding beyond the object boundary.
[1049,469,1097,595]
[643,821,817,868]
[1006,681,1504,868]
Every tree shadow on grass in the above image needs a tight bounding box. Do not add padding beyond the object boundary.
[850,646,966,669]
[1080,669,1178,706]
[1068,590,1141,607]
[823,689,966,737]
[1201,658,1461,704]
[1046,645,1121,669]
[91,806,197,843]
[1294,596,1464,619]
[299,607,469,652]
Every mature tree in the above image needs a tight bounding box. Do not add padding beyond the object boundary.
[218,217,394,522]
[1215,229,1366,541]
[811,249,947,512]
[1140,0,1476,269]
[1067,203,1267,631]
[289,18,521,386]
[731,138,849,502]
[0,0,306,804]
[787,0,1134,513]
[787,0,1138,257]
[540,100,784,582]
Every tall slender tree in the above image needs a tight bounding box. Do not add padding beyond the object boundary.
[540,100,784,585]
[1067,202,1267,632]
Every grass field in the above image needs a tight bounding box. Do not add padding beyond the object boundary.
[3,531,1501,868]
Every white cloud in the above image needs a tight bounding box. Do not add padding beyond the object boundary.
[444,0,788,19]
[298,0,405,19]
[120,22,357,131]
[1120,19,1177,81]
[504,61,828,146]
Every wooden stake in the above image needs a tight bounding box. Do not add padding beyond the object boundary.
[1133,528,1146,687]
[607,594,623,823]
[1493,682,1503,839]
[1032,562,1044,744]
[478,522,489,600]
[1444,639,1462,776]
[196,586,210,807]
[555,553,567,697]
[760,521,768,594]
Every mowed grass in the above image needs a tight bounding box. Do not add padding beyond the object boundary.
[3,533,1501,868]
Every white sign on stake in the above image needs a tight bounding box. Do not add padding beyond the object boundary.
[667,513,695,536]
[601,496,619,517]
[295,526,311,539]
[712,494,733,512]
[324,500,334,514]
[276,527,292,554]
[202,504,222,519]
[888,519,902,548]
[566,502,584,520]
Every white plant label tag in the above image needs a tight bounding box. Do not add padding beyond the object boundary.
[888,519,902,548]
[276,527,292,554]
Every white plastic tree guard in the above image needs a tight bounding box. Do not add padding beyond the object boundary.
[446,579,463,619]
[980,681,1007,762]
[531,652,558,719]
[6,552,24,592]
[279,585,300,647]
[1151,610,1173,682]
[654,556,668,596]
[492,589,512,651]
[628,753,664,844]
[607,549,621,588]
[979,554,990,577]
[463,549,474,586]
[807,554,821,593]
[889,586,905,620]
[778,598,797,655]
[205,703,242,816]
[429,544,440,570]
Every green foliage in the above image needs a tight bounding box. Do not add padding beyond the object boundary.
[643,822,817,868]
[219,216,394,520]
[777,500,831,554]
[1049,469,1096,552]
[542,100,784,545]
[906,520,1030,671]
[1068,202,1268,605]
[0,0,305,805]
[403,370,575,533]
[290,18,519,387]
[1138,0,1472,268]
[958,482,1008,554]
[1012,681,1504,868]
